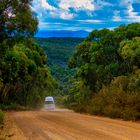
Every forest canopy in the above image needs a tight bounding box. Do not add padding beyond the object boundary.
[67,23,140,120]
[0,0,56,108]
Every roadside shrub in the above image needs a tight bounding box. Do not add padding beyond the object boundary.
[55,96,67,107]
[90,85,140,120]
[74,104,88,113]
[0,110,4,126]
[103,106,122,118]
[0,103,26,111]
[122,108,140,121]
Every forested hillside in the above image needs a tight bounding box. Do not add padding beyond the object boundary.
[35,38,83,66]
[67,23,140,120]
[35,38,83,95]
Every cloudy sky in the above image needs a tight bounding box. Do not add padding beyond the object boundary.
[32,0,140,31]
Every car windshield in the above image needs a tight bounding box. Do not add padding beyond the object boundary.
[45,101,53,104]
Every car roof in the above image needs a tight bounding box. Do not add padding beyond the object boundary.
[45,96,54,101]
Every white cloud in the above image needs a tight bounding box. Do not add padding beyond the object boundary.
[41,0,56,10]
[32,0,46,20]
[77,19,103,23]
[121,1,140,22]
[114,1,140,22]
[34,0,95,20]
[127,4,140,22]
[58,0,95,19]
[32,0,140,31]
[32,0,76,20]
[49,9,75,20]
[38,21,70,29]
[59,0,95,11]
[60,12,75,19]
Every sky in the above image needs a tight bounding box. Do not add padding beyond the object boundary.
[32,0,140,32]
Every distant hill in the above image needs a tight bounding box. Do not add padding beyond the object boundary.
[35,37,83,89]
[35,37,83,66]
[35,30,89,38]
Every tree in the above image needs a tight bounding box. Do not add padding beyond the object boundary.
[0,0,38,43]
[0,0,56,107]
[66,23,140,120]
[69,23,140,91]
[119,37,140,68]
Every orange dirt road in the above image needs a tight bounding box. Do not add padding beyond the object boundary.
[1,110,140,140]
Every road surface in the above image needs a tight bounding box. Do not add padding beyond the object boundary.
[0,110,140,140]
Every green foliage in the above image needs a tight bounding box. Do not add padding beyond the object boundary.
[0,0,38,43]
[66,73,140,120]
[0,0,56,108]
[119,37,140,67]
[90,75,140,120]
[0,110,4,126]
[64,79,92,112]
[0,103,26,111]
[35,37,83,67]
[67,23,140,120]
[0,43,57,107]
[35,37,83,96]
[69,23,140,91]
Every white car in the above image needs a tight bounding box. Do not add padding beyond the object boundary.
[44,96,55,110]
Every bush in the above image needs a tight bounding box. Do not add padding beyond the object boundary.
[90,85,140,120]
[0,110,4,126]
[122,108,140,121]
[103,106,122,118]
[66,73,140,120]
[0,103,26,111]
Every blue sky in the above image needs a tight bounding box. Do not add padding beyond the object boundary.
[32,0,140,31]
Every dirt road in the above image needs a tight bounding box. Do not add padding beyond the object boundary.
[1,110,140,140]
